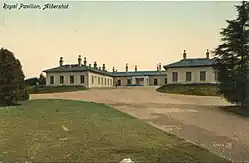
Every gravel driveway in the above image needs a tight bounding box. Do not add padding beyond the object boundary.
[31,86,249,162]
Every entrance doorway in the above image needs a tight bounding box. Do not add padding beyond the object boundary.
[117,80,121,86]
[154,78,158,85]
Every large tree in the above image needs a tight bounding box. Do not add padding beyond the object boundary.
[213,1,249,109]
[38,73,46,85]
[0,48,29,105]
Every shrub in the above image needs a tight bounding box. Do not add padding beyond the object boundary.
[0,48,29,105]
[157,83,220,96]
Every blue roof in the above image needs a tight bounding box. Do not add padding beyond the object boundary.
[163,58,215,69]
[43,64,113,76]
[112,71,166,77]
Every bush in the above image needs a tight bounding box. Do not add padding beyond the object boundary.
[0,48,29,106]
[156,83,220,96]
[25,77,39,86]
[19,88,30,101]
[28,85,87,94]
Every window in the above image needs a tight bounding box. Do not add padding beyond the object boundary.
[50,76,54,85]
[98,77,100,85]
[60,76,64,84]
[101,77,103,85]
[80,75,85,84]
[107,79,109,85]
[70,75,74,84]
[105,78,106,85]
[186,72,192,82]
[214,71,218,81]
[172,72,178,82]
[165,78,167,84]
[92,75,94,84]
[200,71,206,81]
[127,79,132,85]
[110,79,113,85]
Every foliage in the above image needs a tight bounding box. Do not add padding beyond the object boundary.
[157,83,220,96]
[25,77,39,86]
[28,85,87,94]
[0,48,30,105]
[212,1,249,109]
[38,73,46,85]
[19,88,30,101]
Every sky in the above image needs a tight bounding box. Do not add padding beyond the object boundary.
[0,1,240,78]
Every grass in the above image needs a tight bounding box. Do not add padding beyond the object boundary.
[157,83,220,96]
[27,85,87,94]
[0,99,229,162]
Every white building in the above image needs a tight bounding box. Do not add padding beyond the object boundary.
[43,56,114,88]
[43,55,167,88]
[163,50,218,84]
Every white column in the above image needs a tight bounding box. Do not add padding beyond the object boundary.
[132,77,136,84]
[146,76,149,86]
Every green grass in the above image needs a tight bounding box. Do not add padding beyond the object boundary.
[27,85,87,94]
[0,99,229,162]
[157,83,220,96]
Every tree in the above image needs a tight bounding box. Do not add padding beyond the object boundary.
[38,73,46,85]
[213,1,249,110]
[25,77,39,86]
[0,48,29,105]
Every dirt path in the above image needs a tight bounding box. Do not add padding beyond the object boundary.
[31,87,249,162]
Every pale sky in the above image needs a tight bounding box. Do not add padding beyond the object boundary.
[0,1,239,78]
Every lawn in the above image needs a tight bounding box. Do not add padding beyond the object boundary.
[0,99,229,162]
[157,83,220,96]
[27,85,87,94]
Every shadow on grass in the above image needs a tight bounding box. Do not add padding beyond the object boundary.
[218,105,249,117]
[0,102,22,107]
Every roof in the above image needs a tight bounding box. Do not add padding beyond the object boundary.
[43,64,113,76]
[43,65,166,77]
[163,58,215,69]
[112,70,166,77]
[43,64,166,77]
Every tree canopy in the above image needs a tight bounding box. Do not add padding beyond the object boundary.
[38,73,46,85]
[213,1,249,109]
[0,48,29,105]
[25,77,39,86]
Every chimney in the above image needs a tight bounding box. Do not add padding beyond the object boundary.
[102,64,106,71]
[59,57,63,67]
[206,49,210,59]
[116,69,117,72]
[125,63,128,72]
[135,65,137,72]
[113,66,115,72]
[94,61,97,69]
[78,55,82,66]
[159,63,162,71]
[84,57,87,66]
[157,64,159,71]
[89,64,91,67]
[183,50,187,59]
